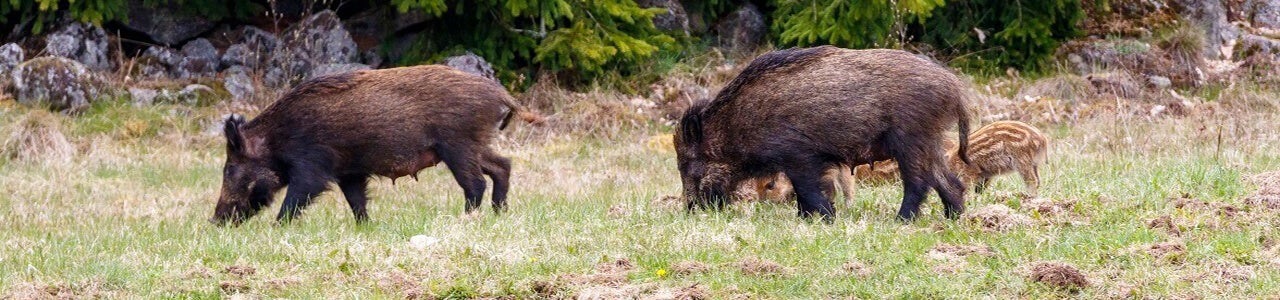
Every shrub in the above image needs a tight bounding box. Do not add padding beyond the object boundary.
[769,0,944,48]
[917,0,1084,71]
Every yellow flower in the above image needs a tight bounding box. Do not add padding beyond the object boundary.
[656,268,668,278]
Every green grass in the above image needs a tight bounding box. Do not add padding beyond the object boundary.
[1,97,1279,299]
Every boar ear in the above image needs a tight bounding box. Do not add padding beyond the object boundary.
[224,114,246,155]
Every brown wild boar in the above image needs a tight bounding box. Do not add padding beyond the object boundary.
[753,165,854,203]
[211,65,538,225]
[675,46,971,221]
[945,120,1048,197]
[853,139,957,185]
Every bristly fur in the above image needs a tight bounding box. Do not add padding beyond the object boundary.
[680,46,834,145]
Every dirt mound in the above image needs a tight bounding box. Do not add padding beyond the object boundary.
[1027,261,1089,291]
[1024,198,1076,216]
[651,195,683,210]
[669,283,710,300]
[219,280,250,293]
[671,260,710,276]
[1146,215,1182,235]
[732,257,787,276]
[595,258,636,274]
[1182,261,1255,283]
[1132,240,1187,261]
[1169,195,1243,217]
[1245,171,1280,209]
[224,265,257,277]
[375,270,423,299]
[964,204,1033,231]
[4,279,112,299]
[840,260,872,278]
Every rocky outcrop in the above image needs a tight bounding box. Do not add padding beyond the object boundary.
[443,52,498,84]
[44,22,112,72]
[306,63,370,79]
[638,0,690,35]
[176,38,219,79]
[266,10,361,86]
[714,3,766,53]
[121,0,216,45]
[0,43,23,74]
[1170,0,1239,59]
[222,66,256,102]
[10,57,103,114]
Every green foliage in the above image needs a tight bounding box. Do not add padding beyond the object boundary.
[769,0,944,48]
[391,0,676,87]
[918,0,1084,71]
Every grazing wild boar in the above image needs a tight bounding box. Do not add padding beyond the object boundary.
[211,65,538,225]
[945,120,1048,197]
[753,165,854,203]
[675,46,971,221]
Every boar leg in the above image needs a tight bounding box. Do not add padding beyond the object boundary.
[480,150,512,213]
[784,163,835,222]
[438,143,488,213]
[932,165,967,220]
[1019,165,1040,198]
[338,174,371,223]
[973,177,991,194]
[276,165,331,223]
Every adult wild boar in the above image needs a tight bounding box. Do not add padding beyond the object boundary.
[674,46,971,221]
[211,65,537,225]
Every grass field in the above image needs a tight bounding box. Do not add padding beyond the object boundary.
[2,90,1280,299]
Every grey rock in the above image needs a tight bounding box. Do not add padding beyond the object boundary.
[1239,33,1280,58]
[714,3,766,53]
[1171,0,1239,59]
[135,46,181,79]
[283,10,358,65]
[221,44,258,69]
[129,87,158,106]
[1244,0,1280,29]
[175,84,217,106]
[0,43,24,74]
[122,0,216,45]
[222,66,255,101]
[1147,75,1173,89]
[307,63,371,79]
[443,52,498,84]
[638,0,690,35]
[239,26,280,53]
[176,38,219,78]
[361,50,383,68]
[10,56,101,114]
[43,22,113,71]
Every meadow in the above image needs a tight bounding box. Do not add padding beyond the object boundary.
[1,77,1279,299]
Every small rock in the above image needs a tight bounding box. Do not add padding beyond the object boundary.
[282,10,359,65]
[0,43,24,74]
[443,52,498,84]
[11,56,101,114]
[307,63,370,79]
[177,38,219,78]
[222,66,255,101]
[1147,75,1172,89]
[129,87,158,106]
[637,0,690,35]
[1027,261,1089,291]
[44,22,112,71]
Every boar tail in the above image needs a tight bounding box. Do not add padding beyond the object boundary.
[497,98,546,130]
[956,106,972,165]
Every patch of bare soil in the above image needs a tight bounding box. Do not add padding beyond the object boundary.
[1147,215,1182,235]
[4,280,112,299]
[640,283,710,300]
[1026,261,1089,291]
[183,266,215,279]
[1245,171,1280,210]
[840,260,873,278]
[219,280,250,294]
[732,257,788,276]
[1182,261,1255,283]
[607,204,632,218]
[964,204,1033,231]
[374,270,424,299]
[1131,240,1187,262]
[930,243,996,258]
[1169,195,1242,217]
[224,265,257,277]
[671,260,710,276]
[263,276,302,290]
[1024,197,1076,216]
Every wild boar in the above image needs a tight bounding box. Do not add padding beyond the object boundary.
[753,165,854,203]
[211,65,538,225]
[945,120,1048,197]
[674,46,971,221]
[853,139,957,185]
